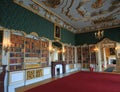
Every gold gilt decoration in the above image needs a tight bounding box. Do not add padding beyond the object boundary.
[94,29,104,40]
[65,0,74,16]
[30,32,39,37]
[36,69,43,77]
[92,0,105,9]
[61,0,68,13]
[92,16,116,24]
[76,2,86,17]
[42,0,61,8]
[26,70,35,80]
[29,3,40,12]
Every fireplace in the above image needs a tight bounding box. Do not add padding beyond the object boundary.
[51,61,66,77]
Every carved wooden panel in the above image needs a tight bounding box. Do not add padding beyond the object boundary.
[26,70,35,80]
[36,69,43,78]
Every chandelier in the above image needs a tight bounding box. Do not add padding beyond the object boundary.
[94,29,104,40]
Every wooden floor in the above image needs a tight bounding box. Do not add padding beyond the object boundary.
[15,72,76,92]
[15,78,56,92]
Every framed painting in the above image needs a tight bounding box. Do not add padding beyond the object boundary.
[54,24,61,40]
[109,48,115,55]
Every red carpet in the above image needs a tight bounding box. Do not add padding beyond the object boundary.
[25,71,120,92]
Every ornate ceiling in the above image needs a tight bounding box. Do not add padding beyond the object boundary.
[13,0,120,33]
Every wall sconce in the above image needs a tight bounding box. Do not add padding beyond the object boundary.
[115,46,120,50]
[94,29,104,40]
[49,46,55,54]
[62,48,66,55]
[93,47,98,52]
[3,38,11,55]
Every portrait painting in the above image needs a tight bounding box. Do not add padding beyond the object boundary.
[54,24,61,40]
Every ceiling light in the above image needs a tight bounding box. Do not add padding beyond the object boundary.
[94,29,104,40]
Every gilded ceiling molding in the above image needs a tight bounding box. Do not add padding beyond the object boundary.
[111,0,120,6]
[13,0,41,19]
[76,2,86,17]
[65,0,74,15]
[91,0,105,9]
[64,1,89,21]
[65,0,79,21]
[92,16,116,24]
[61,0,68,13]
[29,3,40,12]
[32,0,77,32]
[79,20,120,33]
[91,10,108,17]
[13,0,77,33]
[92,8,120,25]
[42,0,62,8]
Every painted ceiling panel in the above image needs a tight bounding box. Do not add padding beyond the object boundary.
[13,0,120,33]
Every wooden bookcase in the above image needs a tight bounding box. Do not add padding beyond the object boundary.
[77,44,97,70]
[9,33,24,70]
[81,45,90,69]
[64,45,75,64]
[40,40,49,67]
[76,46,81,63]
[89,45,97,64]
[8,32,49,71]
[24,36,41,69]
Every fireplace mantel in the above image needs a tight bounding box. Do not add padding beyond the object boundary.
[51,61,66,77]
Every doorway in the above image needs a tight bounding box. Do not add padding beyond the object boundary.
[97,38,116,72]
[52,41,63,62]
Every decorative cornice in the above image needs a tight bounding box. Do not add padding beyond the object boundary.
[13,0,120,34]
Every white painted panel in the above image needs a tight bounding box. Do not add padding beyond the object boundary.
[10,71,24,84]
[43,67,51,75]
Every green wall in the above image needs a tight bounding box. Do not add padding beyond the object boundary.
[0,0,75,45]
[0,0,120,46]
[61,28,75,45]
[75,27,120,45]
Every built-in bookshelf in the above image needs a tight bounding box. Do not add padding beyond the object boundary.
[77,45,97,69]
[40,40,49,67]
[9,33,24,70]
[24,36,41,69]
[77,46,81,63]
[81,46,90,69]
[89,45,96,64]
[8,32,49,71]
[64,45,75,64]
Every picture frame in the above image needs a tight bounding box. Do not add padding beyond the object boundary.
[54,24,61,40]
[109,48,115,55]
